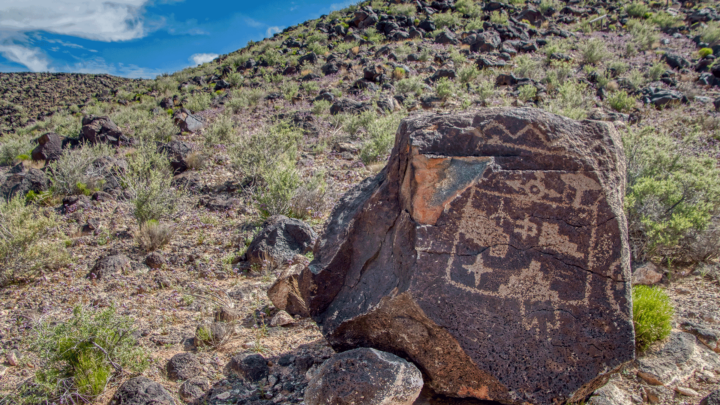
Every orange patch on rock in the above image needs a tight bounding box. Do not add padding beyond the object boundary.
[458,385,490,400]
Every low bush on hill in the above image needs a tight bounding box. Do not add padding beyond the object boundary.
[49,144,113,196]
[124,143,180,225]
[632,285,673,351]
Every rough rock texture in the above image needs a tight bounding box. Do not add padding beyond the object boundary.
[267,259,310,317]
[632,262,663,285]
[298,108,635,404]
[111,376,176,405]
[0,167,49,200]
[305,348,423,405]
[229,353,269,382]
[87,254,131,280]
[158,140,193,173]
[702,389,720,405]
[245,215,317,267]
[80,115,128,146]
[31,132,63,162]
[166,352,203,381]
[180,377,211,402]
[587,380,630,405]
[637,331,720,387]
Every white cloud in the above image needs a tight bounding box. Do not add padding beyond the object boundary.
[190,53,218,66]
[66,56,165,78]
[0,43,51,71]
[266,26,282,37]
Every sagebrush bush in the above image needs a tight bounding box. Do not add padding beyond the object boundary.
[517,84,537,102]
[0,135,32,166]
[186,92,212,113]
[28,306,149,402]
[624,127,720,261]
[625,2,649,18]
[124,143,180,224]
[544,80,590,120]
[231,121,301,182]
[515,55,542,79]
[389,3,415,16]
[458,65,479,84]
[48,144,113,196]
[360,112,404,164]
[397,77,426,97]
[627,19,659,51]
[312,99,331,115]
[649,11,681,29]
[695,21,720,45]
[633,285,673,351]
[205,113,235,146]
[433,12,462,29]
[0,195,68,284]
[490,10,508,25]
[607,90,636,112]
[435,77,455,100]
[136,219,173,252]
[455,0,482,18]
[647,61,667,81]
[580,38,609,65]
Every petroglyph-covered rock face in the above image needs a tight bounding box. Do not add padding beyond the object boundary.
[299,108,635,404]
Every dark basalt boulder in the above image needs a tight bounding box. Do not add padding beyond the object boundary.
[0,167,49,200]
[245,215,317,268]
[330,98,371,115]
[298,108,634,404]
[111,376,175,405]
[31,132,63,162]
[158,140,193,173]
[80,115,130,146]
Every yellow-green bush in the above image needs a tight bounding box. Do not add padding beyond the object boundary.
[633,285,673,351]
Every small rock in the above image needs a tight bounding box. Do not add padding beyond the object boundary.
[267,259,309,317]
[305,348,423,405]
[194,322,232,348]
[229,353,269,382]
[144,252,165,269]
[87,254,131,280]
[270,310,294,327]
[6,350,19,366]
[179,377,210,402]
[166,352,203,381]
[675,386,699,397]
[244,215,317,268]
[632,262,663,285]
[637,371,664,386]
[0,365,6,377]
[111,376,176,405]
[214,306,242,322]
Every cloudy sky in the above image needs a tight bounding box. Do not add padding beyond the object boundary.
[0,0,356,78]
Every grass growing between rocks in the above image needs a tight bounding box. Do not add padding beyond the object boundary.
[632,285,673,351]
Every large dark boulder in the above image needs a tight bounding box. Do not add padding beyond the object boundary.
[245,215,317,268]
[158,140,193,173]
[167,352,203,381]
[702,389,720,405]
[330,98,371,115]
[111,376,175,405]
[305,348,423,405]
[298,108,634,404]
[80,115,129,146]
[31,132,63,162]
[229,353,269,382]
[87,254,131,280]
[0,167,49,200]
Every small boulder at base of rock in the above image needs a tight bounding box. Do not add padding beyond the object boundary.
[701,389,720,405]
[305,348,423,405]
[166,352,203,381]
[298,108,634,404]
[229,353,269,382]
[179,377,210,402]
[245,215,317,268]
[267,258,310,317]
[111,376,176,405]
[80,115,128,146]
[31,132,63,162]
[270,310,295,327]
[87,254,131,280]
[588,380,630,405]
[632,262,663,285]
[144,252,165,269]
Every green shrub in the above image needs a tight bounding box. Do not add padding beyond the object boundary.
[312,100,331,115]
[695,21,720,45]
[186,92,212,113]
[699,48,714,58]
[360,112,404,164]
[136,220,173,252]
[433,12,462,29]
[539,0,560,14]
[0,135,32,166]
[544,80,590,120]
[397,77,426,97]
[455,0,482,18]
[231,121,301,182]
[435,77,456,100]
[232,87,266,109]
[517,84,537,102]
[458,65,480,84]
[0,195,68,284]
[389,3,416,16]
[490,10,509,25]
[29,306,149,402]
[649,11,682,29]
[364,27,385,43]
[465,18,484,31]
[624,127,720,260]
[228,72,244,87]
[633,285,673,351]
[124,144,179,225]
[515,55,542,79]
[257,165,301,218]
[647,61,667,81]
[627,19,659,51]
[205,113,235,146]
[580,38,609,65]
[625,2,649,18]
[607,90,636,112]
[48,144,113,196]
[301,81,320,94]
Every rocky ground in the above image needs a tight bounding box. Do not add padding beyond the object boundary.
[1,0,720,403]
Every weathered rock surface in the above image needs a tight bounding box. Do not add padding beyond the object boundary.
[229,353,269,382]
[702,389,720,405]
[299,108,634,404]
[31,132,63,162]
[80,115,129,146]
[245,215,317,268]
[637,331,720,387]
[267,259,310,317]
[587,380,630,405]
[305,348,423,405]
[632,262,663,285]
[111,376,176,405]
[87,254,131,280]
[167,352,203,381]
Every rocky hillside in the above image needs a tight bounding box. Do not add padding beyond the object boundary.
[1,0,720,404]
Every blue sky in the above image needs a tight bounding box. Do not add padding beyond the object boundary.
[0,0,356,78]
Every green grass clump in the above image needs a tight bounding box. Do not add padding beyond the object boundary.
[607,90,636,112]
[625,2,649,18]
[632,285,673,351]
[27,306,149,403]
[699,48,714,58]
[580,38,609,65]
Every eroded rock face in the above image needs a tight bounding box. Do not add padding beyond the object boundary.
[299,108,635,404]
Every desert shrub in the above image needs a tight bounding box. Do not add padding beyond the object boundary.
[433,12,462,29]
[154,77,177,94]
[136,219,173,252]
[344,110,379,137]
[627,19,659,51]
[364,27,385,43]
[0,135,32,166]
[515,55,542,79]
[647,61,667,81]
[458,65,480,84]
[0,195,68,284]
[544,80,590,120]
[28,306,149,402]
[624,127,720,261]
[290,175,328,219]
[649,11,682,29]
[608,60,630,76]
[393,67,406,80]
[389,3,415,16]
[465,18,484,30]
[633,285,673,351]
[517,84,537,102]
[580,38,609,65]
[539,0,560,14]
[607,90,636,112]
[301,81,320,94]
[186,92,212,113]
[435,77,456,100]
[48,144,113,196]
[205,113,235,146]
[312,99,331,115]
[448,47,467,64]
[134,114,177,143]
[625,2,649,18]
[543,61,574,90]
[699,48,714,58]
[475,78,496,103]
[256,165,301,217]
[455,0,482,18]
[695,21,720,45]
[490,10,509,25]
[232,87,266,109]
[360,112,404,164]
[124,144,179,225]
[231,121,301,182]
[228,72,244,87]
[397,77,426,97]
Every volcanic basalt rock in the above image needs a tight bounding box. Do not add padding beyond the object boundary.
[299,108,635,404]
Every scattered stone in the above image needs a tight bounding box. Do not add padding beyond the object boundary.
[158,140,193,173]
[434,30,459,45]
[144,252,165,269]
[680,320,720,353]
[245,215,316,268]
[87,254,131,280]
[632,262,663,285]
[166,352,203,381]
[198,196,240,211]
[111,376,176,405]
[229,353,269,382]
[305,348,423,405]
[663,54,690,70]
[701,389,720,405]
[31,132,63,162]
[330,98,371,115]
[675,386,699,397]
[637,331,720,386]
[270,310,295,327]
[179,377,211,402]
[6,350,19,367]
[298,108,634,403]
[588,380,630,405]
[267,259,310,317]
[80,115,130,146]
